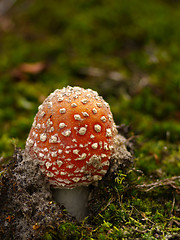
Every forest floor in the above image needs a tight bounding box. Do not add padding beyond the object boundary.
[0,0,180,239]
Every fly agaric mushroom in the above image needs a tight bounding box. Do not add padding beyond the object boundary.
[25,86,118,220]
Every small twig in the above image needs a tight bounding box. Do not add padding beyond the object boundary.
[130,205,155,225]
[126,135,137,143]
[99,197,115,214]
[135,176,180,192]
[170,194,176,217]
[128,168,144,176]
[115,187,124,208]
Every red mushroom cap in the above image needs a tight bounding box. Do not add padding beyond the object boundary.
[25,86,117,188]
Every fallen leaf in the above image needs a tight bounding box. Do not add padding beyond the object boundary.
[18,62,47,74]
[11,61,47,81]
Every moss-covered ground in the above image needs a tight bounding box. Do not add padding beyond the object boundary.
[0,0,179,239]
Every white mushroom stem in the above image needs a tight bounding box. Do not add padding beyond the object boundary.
[52,186,90,221]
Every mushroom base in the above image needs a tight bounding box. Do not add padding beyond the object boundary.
[52,186,89,221]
